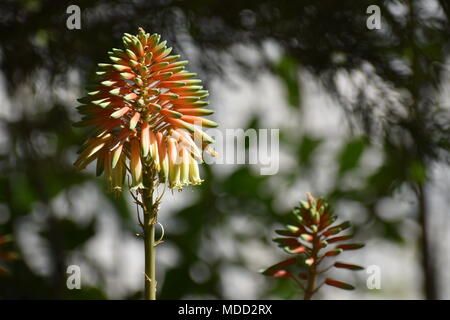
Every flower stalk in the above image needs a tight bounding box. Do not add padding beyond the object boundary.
[143,209,156,300]
[303,235,319,300]
[142,165,157,300]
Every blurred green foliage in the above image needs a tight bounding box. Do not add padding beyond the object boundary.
[275,55,301,108]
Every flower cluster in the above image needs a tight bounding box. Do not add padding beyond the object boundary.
[74,28,217,192]
[261,193,364,299]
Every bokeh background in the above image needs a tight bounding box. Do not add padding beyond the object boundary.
[0,0,449,299]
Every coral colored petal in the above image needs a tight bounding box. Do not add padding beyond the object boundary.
[111,144,124,169]
[130,139,142,187]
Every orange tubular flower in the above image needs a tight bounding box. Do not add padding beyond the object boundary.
[74,28,217,192]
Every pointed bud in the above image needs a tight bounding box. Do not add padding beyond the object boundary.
[145,51,153,64]
[133,38,144,57]
[327,235,353,243]
[154,72,173,80]
[126,49,138,61]
[129,112,140,130]
[300,200,310,209]
[287,225,300,233]
[305,257,314,266]
[325,278,354,290]
[112,64,132,72]
[334,262,364,271]
[170,71,197,80]
[260,258,297,277]
[324,248,343,257]
[110,107,130,119]
[275,229,297,237]
[151,61,169,71]
[162,54,181,63]
[175,108,214,116]
[120,72,136,80]
[299,233,314,242]
[181,115,218,128]
[285,246,306,254]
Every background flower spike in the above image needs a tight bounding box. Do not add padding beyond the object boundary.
[261,193,364,300]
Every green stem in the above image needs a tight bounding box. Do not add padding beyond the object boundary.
[417,182,437,299]
[303,264,317,300]
[144,215,156,300]
[143,173,157,300]
[303,239,319,300]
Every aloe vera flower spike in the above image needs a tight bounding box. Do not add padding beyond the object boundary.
[74,28,217,299]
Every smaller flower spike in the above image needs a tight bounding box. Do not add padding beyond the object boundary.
[260,193,364,300]
[74,28,217,193]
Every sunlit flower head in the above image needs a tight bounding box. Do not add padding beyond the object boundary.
[74,28,217,192]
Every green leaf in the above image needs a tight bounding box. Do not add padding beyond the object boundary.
[260,257,297,277]
[335,243,365,251]
[334,262,364,271]
[409,160,427,183]
[325,278,355,290]
[337,137,368,175]
[274,55,300,108]
[324,248,343,257]
[297,135,322,167]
